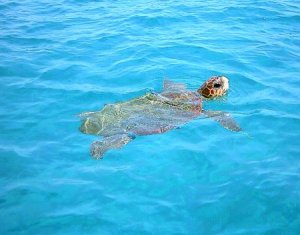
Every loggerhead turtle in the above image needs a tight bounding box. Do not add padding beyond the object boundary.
[79,76,241,159]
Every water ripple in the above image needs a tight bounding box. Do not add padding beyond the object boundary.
[1,0,300,234]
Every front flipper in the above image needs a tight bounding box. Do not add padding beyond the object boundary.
[163,79,187,92]
[203,110,241,132]
[90,134,134,159]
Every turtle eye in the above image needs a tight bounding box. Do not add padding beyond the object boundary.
[214,83,221,88]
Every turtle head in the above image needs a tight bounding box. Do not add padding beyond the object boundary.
[197,76,229,98]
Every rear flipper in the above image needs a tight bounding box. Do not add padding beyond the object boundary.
[90,134,134,159]
[203,110,241,132]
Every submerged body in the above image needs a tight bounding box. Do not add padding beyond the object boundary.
[79,76,241,158]
[80,91,202,137]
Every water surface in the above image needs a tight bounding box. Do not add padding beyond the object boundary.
[1,0,300,234]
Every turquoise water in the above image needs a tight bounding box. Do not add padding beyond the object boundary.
[1,0,300,234]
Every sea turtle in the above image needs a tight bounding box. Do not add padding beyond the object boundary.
[79,76,241,159]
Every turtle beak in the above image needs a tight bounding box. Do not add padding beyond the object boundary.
[220,76,229,93]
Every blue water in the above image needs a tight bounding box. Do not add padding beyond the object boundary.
[1,0,300,234]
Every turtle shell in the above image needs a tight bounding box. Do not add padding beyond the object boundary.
[79,91,202,137]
